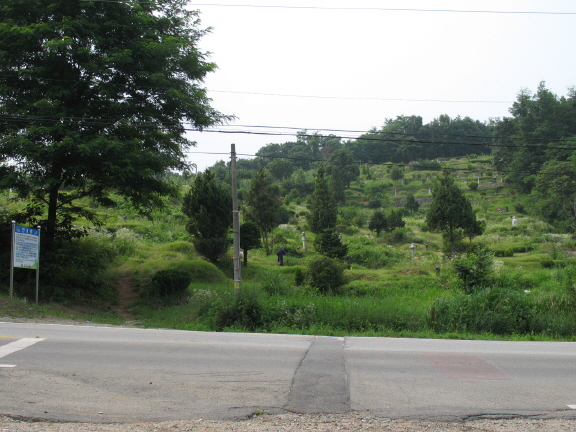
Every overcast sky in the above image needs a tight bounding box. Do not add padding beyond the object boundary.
[185,0,576,170]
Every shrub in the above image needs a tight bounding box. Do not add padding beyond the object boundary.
[261,270,292,296]
[429,288,533,335]
[451,245,494,293]
[347,238,403,269]
[367,198,381,209]
[294,267,305,286]
[308,256,345,294]
[150,269,192,298]
[514,203,526,214]
[210,289,264,331]
[314,229,348,259]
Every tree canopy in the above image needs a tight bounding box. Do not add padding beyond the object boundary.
[182,170,231,265]
[425,169,482,253]
[0,0,227,245]
[245,169,280,253]
[492,82,576,193]
[307,164,337,234]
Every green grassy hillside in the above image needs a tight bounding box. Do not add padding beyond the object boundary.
[2,155,575,340]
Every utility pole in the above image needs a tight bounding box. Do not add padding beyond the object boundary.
[231,144,241,294]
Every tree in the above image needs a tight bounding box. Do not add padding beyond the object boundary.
[239,221,261,266]
[182,170,231,265]
[534,153,576,231]
[386,209,405,232]
[314,229,348,259]
[404,193,420,213]
[425,170,482,253]
[326,148,359,203]
[0,0,227,247]
[267,159,294,180]
[245,169,279,253]
[307,164,337,234]
[493,83,576,193]
[368,210,387,237]
[390,166,404,185]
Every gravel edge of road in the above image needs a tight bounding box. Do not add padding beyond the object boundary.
[2,413,576,432]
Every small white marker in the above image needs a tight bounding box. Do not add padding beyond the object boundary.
[0,364,17,368]
[568,405,576,410]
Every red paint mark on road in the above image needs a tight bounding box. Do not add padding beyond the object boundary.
[423,353,511,380]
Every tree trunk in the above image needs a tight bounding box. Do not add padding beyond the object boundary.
[45,183,60,250]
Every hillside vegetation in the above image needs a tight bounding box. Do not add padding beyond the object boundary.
[2,83,576,340]
[2,152,575,340]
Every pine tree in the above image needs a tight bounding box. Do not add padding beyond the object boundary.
[425,169,482,253]
[404,193,420,213]
[368,210,388,237]
[314,229,348,259]
[245,169,279,254]
[307,165,338,234]
[182,170,231,264]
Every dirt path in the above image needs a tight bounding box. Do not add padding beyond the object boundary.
[112,273,139,322]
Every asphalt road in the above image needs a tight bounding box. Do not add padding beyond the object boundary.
[1,322,575,423]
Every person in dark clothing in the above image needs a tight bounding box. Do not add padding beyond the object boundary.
[276,247,288,266]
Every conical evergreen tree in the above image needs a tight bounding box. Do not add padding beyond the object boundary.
[425,169,482,253]
[308,165,338,234]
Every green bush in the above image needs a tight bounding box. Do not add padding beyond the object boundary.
[451,245,494,293]
[150,269,192,298]
[308,256,345,294]
[294,267,305,286]
[346,237,403,269]
[494,248,514,257]
[261,270,292,296]
[208,289,264,331]
[429,288,533,335]
[314,229,348,259]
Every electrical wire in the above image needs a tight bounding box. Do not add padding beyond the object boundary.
[83,1,576,15]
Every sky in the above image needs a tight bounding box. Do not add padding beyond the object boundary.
[184,0,576,170]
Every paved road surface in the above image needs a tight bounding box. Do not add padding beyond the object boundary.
[1,322,575,423]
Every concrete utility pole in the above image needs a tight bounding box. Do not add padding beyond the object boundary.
[231,144,241,294]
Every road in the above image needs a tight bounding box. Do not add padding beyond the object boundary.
[0,321,575,423]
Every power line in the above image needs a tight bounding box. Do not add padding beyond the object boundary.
[209,89,512,104]
[188,3,576,15]
[79,1,576,15]
[2,113,576,148]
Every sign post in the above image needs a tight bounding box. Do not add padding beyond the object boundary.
[10,222,41,304]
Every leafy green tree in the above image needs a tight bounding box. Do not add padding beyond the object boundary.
[493,83,576,193]
[182,170,231,265]
[390,166,404,185]
[534,153,576,231]
[326,148,359,203]
[386,209,405,232]
[314,229,348,259]
[307,164,337,234]
[368,210,388,237]
[425,170,482,253]
[451,245,494,294]
[0,0,227,247]
[346,115,492,165]
[404,193,420,213]
[245,169,279,253]
[307,256,345,294]
[267,159,294,180]
[239,221,261,266]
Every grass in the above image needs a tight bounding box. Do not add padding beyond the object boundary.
[2,157,576,341]
[0,295,125,325]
